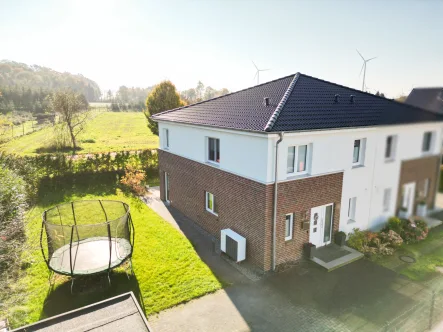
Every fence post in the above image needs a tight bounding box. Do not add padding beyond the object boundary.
[429,290,436,330]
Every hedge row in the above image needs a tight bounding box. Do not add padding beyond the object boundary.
[0,149,158,178]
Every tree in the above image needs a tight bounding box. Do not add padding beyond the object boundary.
[48,90,89,150]
[145,81,184,135]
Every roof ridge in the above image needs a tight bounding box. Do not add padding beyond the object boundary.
[151,74,297,118]
[299,73,443,117]
[264,73,300,132]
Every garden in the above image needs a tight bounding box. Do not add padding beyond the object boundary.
[346,215,443,282]
[0,153,222,329]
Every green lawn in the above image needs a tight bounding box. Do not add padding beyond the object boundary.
[371,224,443,282]
[3,174,221,328]
[0,112,158,155]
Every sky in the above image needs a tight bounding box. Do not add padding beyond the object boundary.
[1,0,442,97]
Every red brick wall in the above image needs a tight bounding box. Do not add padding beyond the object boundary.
[396,156,440,214]
[159,150,343,271]
[264,173,344,269]
[159,150,269,269]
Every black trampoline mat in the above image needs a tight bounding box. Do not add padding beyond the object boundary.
[49,237,131,275]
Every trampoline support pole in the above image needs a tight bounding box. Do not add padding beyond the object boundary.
[71,278,75,294]
[107,223,112,286]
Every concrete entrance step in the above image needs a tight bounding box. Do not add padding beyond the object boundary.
[311,244,364,272]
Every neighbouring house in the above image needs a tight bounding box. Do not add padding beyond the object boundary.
[405,87,443,114]
[11,292,151,332]
[151,73,443,272]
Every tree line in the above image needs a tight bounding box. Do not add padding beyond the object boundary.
[0,60,101,102]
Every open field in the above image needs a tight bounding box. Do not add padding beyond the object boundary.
[0,112,158,155]
[3,173,221,328]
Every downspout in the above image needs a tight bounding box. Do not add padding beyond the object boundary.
[272,132,284,271]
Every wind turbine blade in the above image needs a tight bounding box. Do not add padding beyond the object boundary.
[251,60,258,70]
[366,56,377,62]
[359,63,365,77]
[253,71,258,80]
[260,69,270,71]
[356,49,365,61]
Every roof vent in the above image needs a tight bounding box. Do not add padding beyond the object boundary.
[350,95,355,103]
[264,97,270,106]
[334,94,340,103]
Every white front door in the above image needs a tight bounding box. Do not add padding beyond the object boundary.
[309,204,334,247]
[402,182,416,217]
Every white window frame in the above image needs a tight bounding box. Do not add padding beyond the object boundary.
[384,135,397,161]
[422,131,434,153]
[163,128,169,149]
[205,191,218,216]
[287,144,310,176]
[207,137,220,164]
[352,138,366,167]
[348,197,357,221]
[383,188,391,212]
[285,213,294,241]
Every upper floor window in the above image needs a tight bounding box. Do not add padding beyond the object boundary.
[207,137,220,163]
[352,139,366,166]
[422,131,433,153]
[385,135,397,160]
[287,145,309,175]
[163,128,169,149]
[285,213,294,241]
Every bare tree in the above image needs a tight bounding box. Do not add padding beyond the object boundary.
[48,91,89,150]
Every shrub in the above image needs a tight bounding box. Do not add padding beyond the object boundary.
[383,217,403,234]
[120,158,147,196]
[81,138,96,143]
[382,217,429,244]
[348,228,400,257]
[379,230,403,248]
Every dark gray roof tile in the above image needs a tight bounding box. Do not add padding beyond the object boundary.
[152,73,443,132]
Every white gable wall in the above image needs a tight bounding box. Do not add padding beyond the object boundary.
[157,122,270,183]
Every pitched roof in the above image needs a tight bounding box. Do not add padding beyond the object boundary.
[405,87,443,114]
[152,73,443,132]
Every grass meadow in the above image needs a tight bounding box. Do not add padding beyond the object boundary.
[0,112,158,155]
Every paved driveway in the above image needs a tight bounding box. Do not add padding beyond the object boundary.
[144,188,432,332]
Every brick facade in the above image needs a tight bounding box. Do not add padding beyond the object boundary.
[396,155,440,214]
[159,150,270,269]
[267,173,343,269]
[159,150,344,271]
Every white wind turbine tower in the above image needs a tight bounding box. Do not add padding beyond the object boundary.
[252,61,270,85]
[356,50,377,91]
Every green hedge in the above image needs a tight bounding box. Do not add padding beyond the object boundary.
[0,149,158,178]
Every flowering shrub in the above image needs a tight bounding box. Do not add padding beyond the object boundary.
[382,217,428,244]
[120,159,147,196]
[348,228,402,256]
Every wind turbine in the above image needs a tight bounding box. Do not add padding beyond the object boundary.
[252,61,270,85]
[356,50,377,92]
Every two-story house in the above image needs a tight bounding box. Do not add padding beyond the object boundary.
[151,73,443,272]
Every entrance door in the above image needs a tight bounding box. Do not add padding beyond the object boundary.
[402,182,416,217]
[164,172,170,203]
[309,204,334,247]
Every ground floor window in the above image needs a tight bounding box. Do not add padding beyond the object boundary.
[205,191,218,216]
[164,172,170,202]
[348,197,357,222]
[285,213,293,241]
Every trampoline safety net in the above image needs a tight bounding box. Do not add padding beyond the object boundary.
[40,200,134,277]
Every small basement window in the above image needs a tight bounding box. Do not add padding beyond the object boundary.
[207,137,220,163]
[285,213,293,241]
[205,191,218,216]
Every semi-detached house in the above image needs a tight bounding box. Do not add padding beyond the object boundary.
[151,73,443,272]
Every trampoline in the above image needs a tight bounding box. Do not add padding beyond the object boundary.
[40,200,135,284]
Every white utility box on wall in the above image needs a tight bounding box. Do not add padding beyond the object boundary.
[221,228,246,262]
